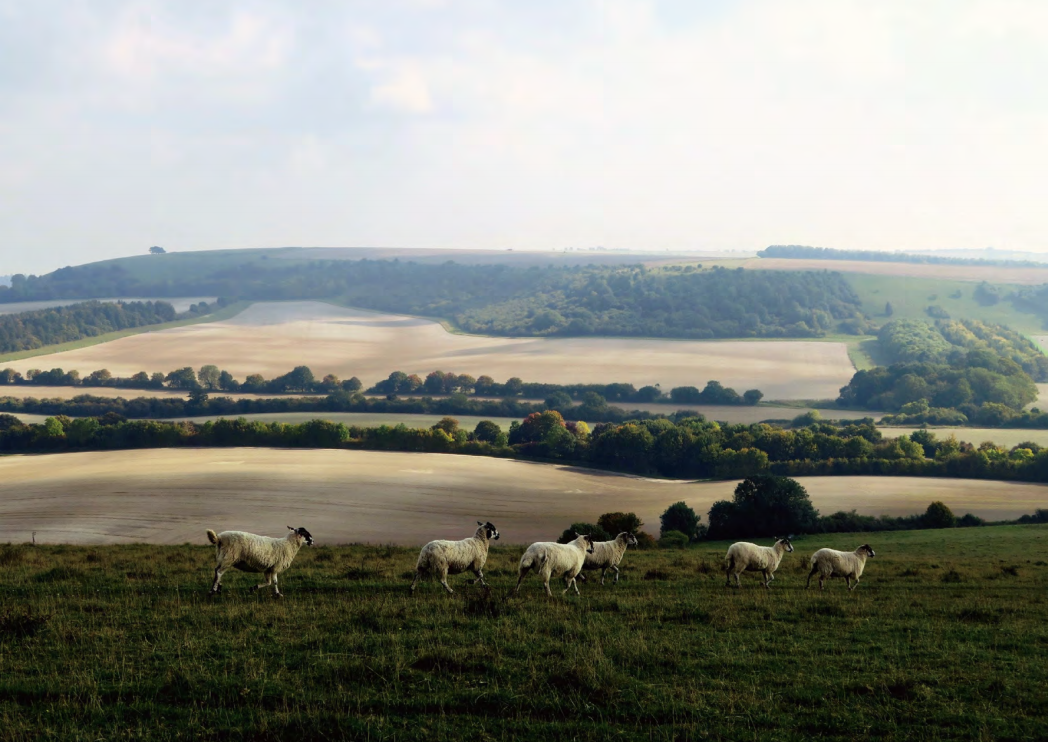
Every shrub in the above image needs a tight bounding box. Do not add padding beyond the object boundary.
[658,531,689,549]
[558,523,610,544]
[707,476,819,540]
[922,501,956,529]
[660,502,700,541]
[597,512,643,536]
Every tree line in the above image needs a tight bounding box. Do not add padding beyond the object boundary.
[758,244,1048,268]
[7,409,1048,487]
[0,259,871,339]
[0,300,205,355]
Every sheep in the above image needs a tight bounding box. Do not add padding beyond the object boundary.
[806,544,876,590]
[513,533,595,597]
[724,537,794,589]
[206,526,314,597]
[410,521,500,594]
[577,532,639,585]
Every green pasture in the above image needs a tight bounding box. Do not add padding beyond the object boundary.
[1,525,1046,740]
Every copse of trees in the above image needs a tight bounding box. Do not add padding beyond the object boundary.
[878,318,1048,381]
[837,352,1037,414]
[0,300,183,354]
[0,259,871,339]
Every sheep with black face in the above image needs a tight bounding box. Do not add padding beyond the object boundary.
[724,537,794,589]
[411,521,500,594]
[206,526,314,597]
[514,533,596,597]
[806,544,876,590]
[577,532,639,585]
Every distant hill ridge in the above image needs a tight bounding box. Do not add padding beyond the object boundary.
[759,244,1048,268]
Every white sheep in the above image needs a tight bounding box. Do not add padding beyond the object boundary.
[577,532,639,585]
[410,521,500,594]
[806,544,876,590]
[724,537,794,588]
[513,533,595,597]
[206,526,314,596]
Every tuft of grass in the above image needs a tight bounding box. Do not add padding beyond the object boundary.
[941,569,964,583]
[0,608,50,639]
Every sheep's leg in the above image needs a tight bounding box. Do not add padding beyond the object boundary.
[612,565,620,584]
[848,576,859,591]
[438,567,454,595]
[513,569,527,594]
[806,566,818,589]
[272,574,281,597]
[542,570,554,598]
[255,571,276,593]
[734,572,742,588]
[600,568,608,586]
[563,575,581,597]
[471,567,487,587]
[210,566,225,594]
[410,571,421,593]
[762,571,771,589]
[819,575,826,590]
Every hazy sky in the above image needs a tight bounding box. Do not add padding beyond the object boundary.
[2,0,1047,275]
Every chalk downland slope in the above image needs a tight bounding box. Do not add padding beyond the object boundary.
[1,301,856,400]
[1,448,1044,545]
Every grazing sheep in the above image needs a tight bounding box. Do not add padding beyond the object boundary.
[207,526,314,597]
[806,544,876,590]
[514,533,595,597]
[410,521,500,594]
[724,537,794,589]
[577,532,639,585]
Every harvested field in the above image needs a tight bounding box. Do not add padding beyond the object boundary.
[0,297,216,314]
[1,448,1044,545]
[0,301,856,399]
[743,257,1048,284]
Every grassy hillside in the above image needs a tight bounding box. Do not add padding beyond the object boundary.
[1,526,1045,740]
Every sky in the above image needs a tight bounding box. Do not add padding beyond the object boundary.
[2,0,1048,275]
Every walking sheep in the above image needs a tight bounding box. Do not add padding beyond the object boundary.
[514,533,595,597]
[410,521,500,594]
[577,532,639,585]
[724,537,794,588]
[806,544,876,590]
[206,526,314,597]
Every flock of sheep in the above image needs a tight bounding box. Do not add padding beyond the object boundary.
[203,522,875,597]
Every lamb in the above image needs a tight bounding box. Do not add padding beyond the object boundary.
[806,544,876,590]
[206,526,314,597]
[513,533,595,597]
[410,521,500,594]
[577,532,639,585]
[724,537,794,588]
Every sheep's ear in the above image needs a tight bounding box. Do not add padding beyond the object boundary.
[287,525,294,531]
[478,521,484,526]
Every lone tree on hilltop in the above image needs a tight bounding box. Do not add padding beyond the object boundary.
[149,246,166,254]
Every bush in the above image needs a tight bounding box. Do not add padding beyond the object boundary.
[658,531,689,549]
[660,502,700,541]
[707,476,819,540]
[597,512,643,536]
[633,532,658,550]
[922,501,956,529]
[557,523,610,544]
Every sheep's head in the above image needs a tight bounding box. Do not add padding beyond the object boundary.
[620,532,639,547]
[574,532,596,554]
[858,544,875,557]
[287,526,315,546]
[477,521,500,540]
[776,537,794,553]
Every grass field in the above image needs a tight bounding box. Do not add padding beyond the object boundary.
[2,448,1046,546]
[0,525,1045,740]
[879,427,1048,448]
[743,256,1048,285]
[0,301,252,365]
[0,301,858,399]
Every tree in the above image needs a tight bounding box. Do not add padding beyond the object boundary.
[743,389,764,405]
[885,301,894,317]
[598,512,643,536]
[149,246,166,254]
[165,367,199,389]
[557,522,610,544]
[545,391,573,410]
[707,476,819,540]
[84,369,113,386]
[473,420,506,445]
[197,365,221,390]
[431,417,460,435]
[636,385,661,402]
[504,377,524,396]
[660,501,700,540]
[218,370,237,391]
[342,377,362,392]
[922,501,956,529]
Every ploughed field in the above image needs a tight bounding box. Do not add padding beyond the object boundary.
[0,526,1045,740]
[0,301,857,400]
[1,449,1046,545]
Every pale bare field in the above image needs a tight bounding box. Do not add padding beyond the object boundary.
[0,301,856,400]
[0,448,1044,545]
[741,257,1048,284]
[0,297,216,314]
[0,386,284,401]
